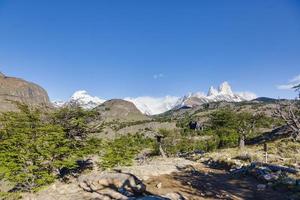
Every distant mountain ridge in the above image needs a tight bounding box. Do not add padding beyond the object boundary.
[175,82,257,109]
[53,81,257,115]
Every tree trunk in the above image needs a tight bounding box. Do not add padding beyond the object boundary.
[159,144,167,158]
[239,134,245,149]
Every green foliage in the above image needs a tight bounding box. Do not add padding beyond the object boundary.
[209,109,237,130]
[158,129,219,156]
[208,109,274,148]
[0,103,102,192]
[0,192,21,200]
[215,128,239,148]
[51,105,98,140]
[100,134,155,169]
[0,104,70,191]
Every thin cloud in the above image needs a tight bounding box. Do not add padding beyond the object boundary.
[277,74,300,90]
[153,73,164,79]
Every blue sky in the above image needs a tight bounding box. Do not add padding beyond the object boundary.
[0,0,300,100]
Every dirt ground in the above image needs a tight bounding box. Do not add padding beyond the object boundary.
[144,164,290,200]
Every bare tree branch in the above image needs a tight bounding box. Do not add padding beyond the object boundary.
[275,100,300,140]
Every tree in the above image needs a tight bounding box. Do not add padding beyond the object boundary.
[275,101,300,140]
[0,103,73,191]
[209,109,269,149]
[236,112,266,149]
[209,109,239,148]
[293,84,300,99]
[51,105,98,140]
[275,84,300,141]
[210,108,237,130]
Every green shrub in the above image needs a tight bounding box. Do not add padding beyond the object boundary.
[0,103,102,192]
[51,105,98,140]
[100,134,155,169]
[215,128,239,148]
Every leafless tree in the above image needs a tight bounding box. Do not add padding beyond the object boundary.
[293,84,300,99]
[275,99,300,141]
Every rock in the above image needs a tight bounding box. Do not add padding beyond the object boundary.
[189,121,203,131]
[263,173,279,182]
[257,184,267,191]
[0,73,51,112]
[156,182,162,189]
[163,192,186,200]
[136,196,168,200]
[0,179,14,192]
[116,158,195,181]
[280,177,297,186]
[78,172,146,199]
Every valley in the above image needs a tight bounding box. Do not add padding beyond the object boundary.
[0,73,299,200]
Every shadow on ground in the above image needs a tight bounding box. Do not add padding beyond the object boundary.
[144,164,290,200]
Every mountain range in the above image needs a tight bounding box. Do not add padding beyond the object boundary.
[53,81,257,115]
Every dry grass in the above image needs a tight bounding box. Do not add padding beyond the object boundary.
[201,139,300,171]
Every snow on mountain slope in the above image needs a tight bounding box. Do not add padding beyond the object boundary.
[124,96,179,115]
[69,90,106,109]
[53,91,179,115]
[52,90,106,109]
[52,82,256,115]
[176,81,257,108]
[52,100,66,108]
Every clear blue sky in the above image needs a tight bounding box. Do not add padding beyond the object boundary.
[0,0,300,100]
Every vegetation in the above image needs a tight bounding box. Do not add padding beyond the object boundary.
[158,129,219,156]
[51,104,98,140]
[0,103,157,197]
[0,98,298,198]
[209,108,273,149]
[100,134,156,169]
[275,87,300,140]
[0,103,68,191]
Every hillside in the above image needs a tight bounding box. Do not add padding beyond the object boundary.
[0,72,51,112]
[0,75,299,200]
[94,99,150,122]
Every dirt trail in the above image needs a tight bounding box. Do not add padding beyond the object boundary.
[22,158,290,200]
[144,163,289,200]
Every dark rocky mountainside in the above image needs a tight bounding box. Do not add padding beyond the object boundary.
[0,72,51,111]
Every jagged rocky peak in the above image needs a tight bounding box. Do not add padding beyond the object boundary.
[0,72,6,78]
[207,86,218,96]
[218,81,233,95]
[175,81,256,109]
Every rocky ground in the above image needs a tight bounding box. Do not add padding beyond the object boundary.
[22,156,295,200]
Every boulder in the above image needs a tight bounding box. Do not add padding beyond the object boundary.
[188,121,203,131]
[163,192,186,200]
[78,172,146,199]
[257,184,267,191]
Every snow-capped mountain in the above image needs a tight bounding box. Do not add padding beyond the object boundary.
[124,96,179,115]
[52,90,106,109]
[52,82,256,115]
[52,100,66,108]
[175,82,256,108]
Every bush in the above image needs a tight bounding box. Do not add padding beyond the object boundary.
[51,105,98,140]
[0,104,71,191]
[215,128,239,148]
[158,129,219,156]
[100,134,155,169]
[0,103,102,192]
